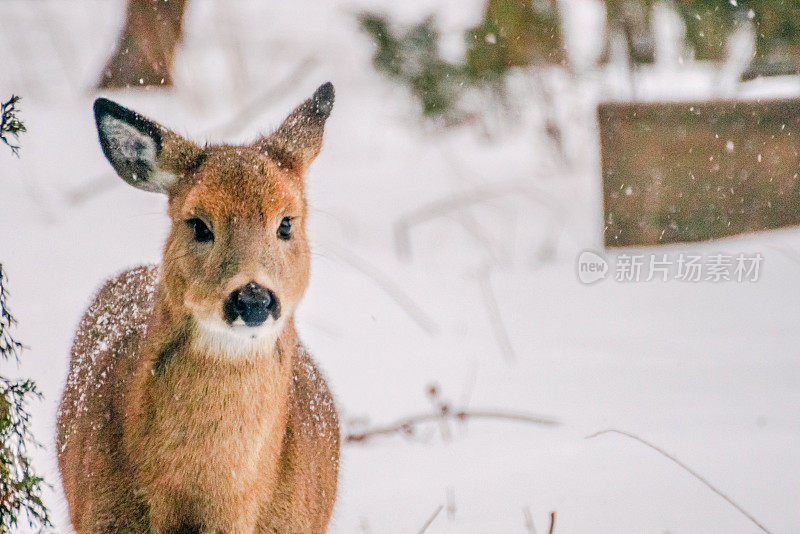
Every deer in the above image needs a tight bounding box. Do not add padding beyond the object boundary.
[56,83,339,533]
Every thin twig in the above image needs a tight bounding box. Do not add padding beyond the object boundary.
[587,429,772,534]
[523,506,537,534]
[416,505,443,534]
[548,511,555,534]
[13,165,57,224]
[215,0,248,101]
[64,173,117,206]
[346,408,559,444]
[427,384,452,441]
[323,242,438,336]
[436,142,499,264]
[446,487,456,520]
[394,181,563,261]
[477,265,515,363]
[206,57,317,138]
[40,1,80,96]
[527,72,566,165]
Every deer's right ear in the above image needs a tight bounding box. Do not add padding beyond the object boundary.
[94,98,201,194]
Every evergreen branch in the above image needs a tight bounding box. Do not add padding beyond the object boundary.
[0,264,51,530]
[0,96,26,157]
[0,266,23,363]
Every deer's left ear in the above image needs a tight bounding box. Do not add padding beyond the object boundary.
[255,82,334,175]
[94,98,203,194]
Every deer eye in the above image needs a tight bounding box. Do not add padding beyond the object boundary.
[277,217,292,240]
[187,218,213,243]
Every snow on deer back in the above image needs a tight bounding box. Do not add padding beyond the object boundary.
[57,83,340,534]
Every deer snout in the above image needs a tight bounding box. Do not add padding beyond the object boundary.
[223,282,280,327]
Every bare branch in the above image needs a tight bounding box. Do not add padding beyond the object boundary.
[322,243,438,336]
[346,407,559,444]
[523,506,537,534]
[426,383,451,441]
[206,57,317,138]
[416,505,443,534]
[477,265,515,363]
[445,487,455,520]
[394,181,564,261]
[436,143,502,264]
[587,429,772,534]
[548,511,555,534]
[64,173,117,206]
[527,72,566,165]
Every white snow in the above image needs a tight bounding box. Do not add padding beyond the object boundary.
[1,1,799,532]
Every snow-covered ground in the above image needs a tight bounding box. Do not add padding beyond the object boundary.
[1,1,799,532]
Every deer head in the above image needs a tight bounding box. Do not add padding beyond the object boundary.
[94,83,335,356]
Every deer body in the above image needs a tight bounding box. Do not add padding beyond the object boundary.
[57,85,339,533]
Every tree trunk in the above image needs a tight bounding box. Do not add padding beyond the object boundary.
[98,0,188,89]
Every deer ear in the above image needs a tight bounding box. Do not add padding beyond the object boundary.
[94,98,202,194]
[255,82,334,174]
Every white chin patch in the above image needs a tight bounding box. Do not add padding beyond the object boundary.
[192,316,283,358]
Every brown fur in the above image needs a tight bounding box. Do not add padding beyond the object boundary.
[58,87,339,533]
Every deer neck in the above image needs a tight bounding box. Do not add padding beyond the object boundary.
[124,292,296,487]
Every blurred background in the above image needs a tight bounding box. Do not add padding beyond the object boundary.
[1,0,800,532]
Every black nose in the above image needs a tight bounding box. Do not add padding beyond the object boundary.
[223,282,279,327]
